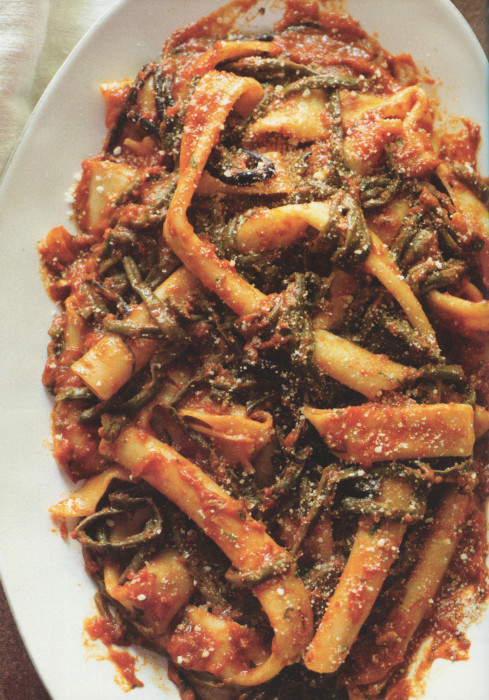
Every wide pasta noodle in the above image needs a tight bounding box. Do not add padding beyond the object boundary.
[39,1,489,699]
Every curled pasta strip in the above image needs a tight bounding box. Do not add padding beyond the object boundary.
[341,86,431,129]
[428,290,489,334]
[163,70,268,316]
[247,87,331,142]
[99,426,314,686]
[233,202,439,350]
[165,605,269,679]
[104,549,195,640]
[179,408,274,471]
[49,466,129,518]
[342,86,438,176]
[312,329,418,400]
[184,39,281,80]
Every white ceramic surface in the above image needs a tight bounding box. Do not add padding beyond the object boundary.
[0,1,487,698]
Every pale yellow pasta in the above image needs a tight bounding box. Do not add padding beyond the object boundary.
[365,233,438,351]
[71,266,200,399]
[64,296,87,352]
[303,402,475,465]
[99,426,314,685]
[49,466,129,518]
[163,70,268,316]
[312,270,358,332]
[342,86,436,176]
[234,202,331,253]
[428,289,489,334]
[312,329,418,399]
[179,408,273,471]
[82,159,137,234]
[352,490,471,688]
[247,88,330,142]
[305,512,407,673]
[71,334,136,401]
[189,39,281,78]
[104,549,194,638]
[166,605,269,678]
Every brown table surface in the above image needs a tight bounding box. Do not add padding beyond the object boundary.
[0,1,487,699]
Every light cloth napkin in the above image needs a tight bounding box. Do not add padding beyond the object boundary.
[0,0,118,175]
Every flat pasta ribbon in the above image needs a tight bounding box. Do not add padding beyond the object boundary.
[163,70,268,316]
[100,426,314,685]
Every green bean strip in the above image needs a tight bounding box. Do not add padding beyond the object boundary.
[453,162,489,205]
[225,551,293,587]
[55,387,97,403]
[103,318,165,339]
[74,496,163,551]
[291,467,334,558]
[284,73,358,94]
[123,255,188,344]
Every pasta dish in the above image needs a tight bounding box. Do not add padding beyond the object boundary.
[39,1,489,697]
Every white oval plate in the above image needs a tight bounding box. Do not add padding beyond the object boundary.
[0,1,487,699]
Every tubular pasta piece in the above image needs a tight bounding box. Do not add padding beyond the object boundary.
[104,548,194,638]
[428,290,489,335]
[247,88,330,142]
[100,427,313,685]
[305,511,407,673]
[49,466,129,518]
[166,605,269,677]
[71,266,200,399]
[179,408,273,471]
[76,159,137,236]
[71,334,136,401]
[352,490,471,687]
[312,329,418,400]
[303,402,475,466]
